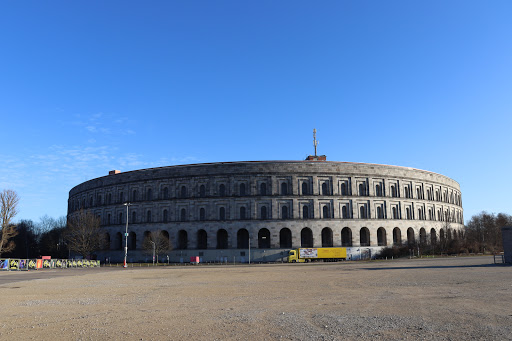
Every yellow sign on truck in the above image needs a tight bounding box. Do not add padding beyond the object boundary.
[288,247,347,262]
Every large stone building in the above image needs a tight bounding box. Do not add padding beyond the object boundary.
[67,159,463,262]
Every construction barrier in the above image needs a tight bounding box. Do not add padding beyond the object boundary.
[0,259,100,271]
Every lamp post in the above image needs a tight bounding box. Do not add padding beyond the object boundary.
[123,203,132,268]
[248,234,251,264]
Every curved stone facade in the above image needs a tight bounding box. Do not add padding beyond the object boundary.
[68,160,463,262]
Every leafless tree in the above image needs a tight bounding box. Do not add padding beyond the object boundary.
[65,209,103,258]
[143,230,171,261]
[0,189,20,257]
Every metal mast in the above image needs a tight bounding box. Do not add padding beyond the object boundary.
[313,129,318,157]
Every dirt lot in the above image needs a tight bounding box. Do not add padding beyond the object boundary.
[0,256,510,340]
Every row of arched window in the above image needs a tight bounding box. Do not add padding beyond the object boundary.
[102,226,460,251]
[70,179,461,212]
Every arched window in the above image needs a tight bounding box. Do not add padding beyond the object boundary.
[391,185,397,198]
[240,206,246,220]
[260,206,267,219]
[430,228,437,244]
[322,205,329,219]
[322,183,328,195]
[163,209,168,223]
[132,211,137,223]
[97,195,102,205]
[406,207,411,220]
[119,192,124,203]
[239,183,246,196]
[342,205,348,219]
[181,186,187,198]
[377,206,383,219]
[260,183,267,195]
[119,212,123,224]
[281,182,288,195]
[341,183,347,196]
[107,214,111,225]
[392,207,398,219]
[147,188,152,200]
[199,208,205,221]
[407,228,415,245]
[219,184,226,196]
[146,210,151,223]
[416,188,421,199]
[360,206,367,219]
[302,182,308,195]
[108,193,112,204]
[404,187,410,199]
[132,190,138,201]
[420,228,427,244]
[163,187,169,199]
[219,207,226,220]
[180,208,186,222]
[359,184,365,196]
[302,206,309,219]
[199,184,206,197]
[281,206,288,219]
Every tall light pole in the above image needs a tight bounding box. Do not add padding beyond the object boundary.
[123,203,132,268]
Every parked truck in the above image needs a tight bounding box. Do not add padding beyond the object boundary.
[288,247,347,262]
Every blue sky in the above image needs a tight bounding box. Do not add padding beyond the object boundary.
[1,1,511,223]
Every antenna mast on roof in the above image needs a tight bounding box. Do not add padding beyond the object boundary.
[313,128,318,157]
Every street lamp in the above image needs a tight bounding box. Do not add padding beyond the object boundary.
[123,202,132,268]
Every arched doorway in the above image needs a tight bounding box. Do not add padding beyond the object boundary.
[301,227,313,247]
[420,228,427,244]
[341,227,352,246]
[258,228,271,248]
[217,229,228,249]
[178,230,188,249]
[321,227,333,247]
[360,227,370,246]
[115,232,122,250]
[280,228,292,248]
[430,228,437,245]
[377,227,387,246]
[393,227,402,245]
[407,228,415,245]
[197,229,207,249]
[237,228,249,249]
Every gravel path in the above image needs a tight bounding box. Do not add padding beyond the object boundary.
[0,256,510,340]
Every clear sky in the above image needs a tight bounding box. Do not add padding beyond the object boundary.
[1,1,511,223]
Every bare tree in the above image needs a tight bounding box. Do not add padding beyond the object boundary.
[143,230,171,261]
[65,209,103,258]
[0,189,20,257]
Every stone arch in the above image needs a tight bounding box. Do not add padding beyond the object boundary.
[322,182,328,195]
[360,227,370,246]
[240,206,246,220]
[280,228,292,248]
[178,230,188,250]
[199,184,206,197]
[180,208,187,221]
[217,229,228,249]
[199,207,205,221]
[393,227,402,245]
[377,227,387,246]
[103,232,111,250]
[321,227,333,247]
[237,228,249,249]
[161,230,170,248]
[258,228,271,248]
[302,182,308,195]
[420,228,427,244]
[301,227,313,248]
[260,206,267,219]
[430,228,437,244]
[128,232,137,250]
[260,182,267,195]
[407,228,415,245]
[323,205,329,219]
[341,227,352,246]
[115,232,123,250]
[197,229,207,249]
[281,182,288,195]
[219,207,226,220]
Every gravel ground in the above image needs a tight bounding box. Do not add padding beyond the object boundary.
[0,256,510,340]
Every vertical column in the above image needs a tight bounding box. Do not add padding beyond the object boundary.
[291,175,298,195]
